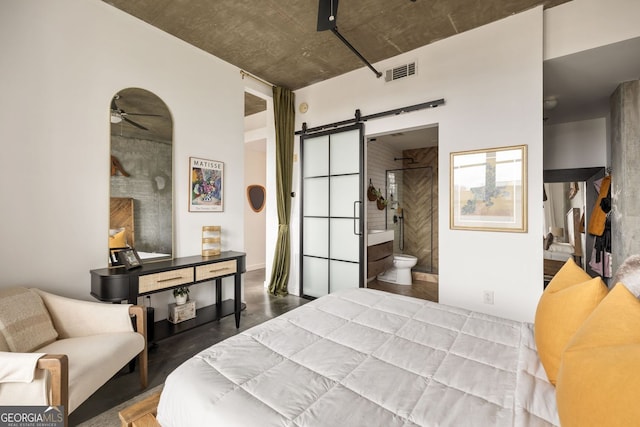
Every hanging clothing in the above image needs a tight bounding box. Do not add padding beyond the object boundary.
[587,175,611,236]
[589,216,612,278]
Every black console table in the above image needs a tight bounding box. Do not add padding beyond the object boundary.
[90,251,246,340]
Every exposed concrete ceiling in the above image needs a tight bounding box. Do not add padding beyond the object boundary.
[245,92,267,117]
[369,126,439,152]
[102,0,570,94]
[102,0,640,144]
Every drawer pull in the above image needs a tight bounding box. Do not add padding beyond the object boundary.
[209,267,229,273]
[157,276,185,283]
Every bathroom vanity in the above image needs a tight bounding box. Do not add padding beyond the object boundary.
[367,230,394,279]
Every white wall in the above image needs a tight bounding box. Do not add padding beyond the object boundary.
[294,8,544,322]
[543,118,608,170]
[367,142,402,231]
[0,0,246,321]
[244,146,267,271]
[544,0,640,60]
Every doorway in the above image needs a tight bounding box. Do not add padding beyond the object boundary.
[366,125,439,301]
[243,91,268,273]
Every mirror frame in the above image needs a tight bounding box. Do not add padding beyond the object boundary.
[109,87,174,266]
[544,167,606,277]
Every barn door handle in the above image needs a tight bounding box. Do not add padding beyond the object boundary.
[353,201,362,236]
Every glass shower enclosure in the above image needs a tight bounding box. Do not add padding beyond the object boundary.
[385,166,435,274]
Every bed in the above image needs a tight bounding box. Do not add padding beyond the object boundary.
[109,197,171,261]
[155,288,559,427]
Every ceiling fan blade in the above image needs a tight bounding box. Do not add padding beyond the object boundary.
[124,112,163,117]
[123,116,149,131]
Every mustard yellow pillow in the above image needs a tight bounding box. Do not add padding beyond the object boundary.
[109,229,127,249]
[556,284,640,427]
[544,258,592,291]
[535,259,607,385]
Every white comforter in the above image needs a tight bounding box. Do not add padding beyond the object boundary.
[157,288,558,427]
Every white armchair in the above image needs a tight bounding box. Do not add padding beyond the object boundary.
[0,287,147,426]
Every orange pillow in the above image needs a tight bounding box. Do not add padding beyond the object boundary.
[534,258,607,384]
[109,229,127,249]
[556,284,640,427]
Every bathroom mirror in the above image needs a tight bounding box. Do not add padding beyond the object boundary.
[109,87,173,264]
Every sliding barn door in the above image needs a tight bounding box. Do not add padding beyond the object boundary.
[300,124,364,298]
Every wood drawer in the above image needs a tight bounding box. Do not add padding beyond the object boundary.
[139,267,194,293]
[195,260,237,281]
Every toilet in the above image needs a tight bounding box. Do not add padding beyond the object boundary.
[377,254,418,285]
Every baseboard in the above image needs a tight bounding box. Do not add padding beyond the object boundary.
[413,271,439,283]
[247,263,265,271]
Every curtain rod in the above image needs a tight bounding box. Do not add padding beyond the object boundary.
[240,70,274,88]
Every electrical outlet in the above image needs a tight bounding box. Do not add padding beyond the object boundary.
[483,290,494,305]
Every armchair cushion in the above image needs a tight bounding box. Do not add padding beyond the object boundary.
[37,333,144,412]
[0,288,58,352]
[34,289,134,338]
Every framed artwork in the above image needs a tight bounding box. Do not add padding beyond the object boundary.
[109,247,127,266]
[116,248,143,270]
[450,145,527,232]
[189,157,224,212]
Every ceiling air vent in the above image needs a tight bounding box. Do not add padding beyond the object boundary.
[384,62,416,82]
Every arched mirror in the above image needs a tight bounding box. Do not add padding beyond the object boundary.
[109,88,173,265]
[247,185,266,213]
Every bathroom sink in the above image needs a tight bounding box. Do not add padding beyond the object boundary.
[367,229,394,246]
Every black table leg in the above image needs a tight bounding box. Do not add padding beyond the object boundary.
[235,273,241,328]
[215,278,222,321]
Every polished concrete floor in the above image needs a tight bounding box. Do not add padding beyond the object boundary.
[70,269,438,425]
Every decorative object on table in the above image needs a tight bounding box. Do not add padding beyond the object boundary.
[172,286,190,305]
[168,300,196,324]
[202,226,221,257]
[246,185,266,212]
[117,248,143,270]
[189,157,224,212]
[450,144,527,232]
[109,248,127,266]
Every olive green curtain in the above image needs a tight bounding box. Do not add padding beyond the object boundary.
[268,86,295,296]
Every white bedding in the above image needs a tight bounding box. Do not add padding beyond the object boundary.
[157,288,558,427]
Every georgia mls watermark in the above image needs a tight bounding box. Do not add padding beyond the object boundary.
[0,406,64,427]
